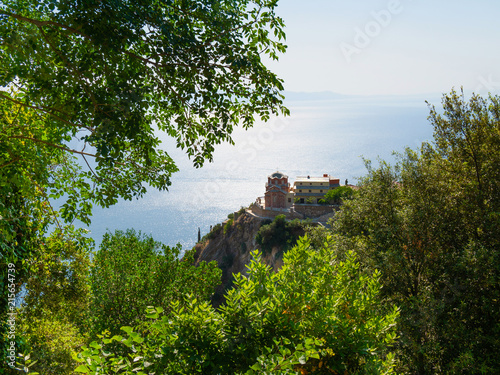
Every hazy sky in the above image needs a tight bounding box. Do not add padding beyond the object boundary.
[267,0,500,96]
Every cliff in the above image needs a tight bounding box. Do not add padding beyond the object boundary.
[192,211,291,306]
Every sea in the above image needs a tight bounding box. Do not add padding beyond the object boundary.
[83,92,441,254]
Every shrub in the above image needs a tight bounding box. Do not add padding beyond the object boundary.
[255,215,306,255]
[76,236,399,374]
[223,219,233,235]
[17,314,86,375]
[89,229,220,339]
[324,186,354,204]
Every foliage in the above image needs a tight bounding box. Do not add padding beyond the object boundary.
[224,218,234,235]
[75,236,399,374]
[0,95,94,369]
[1,0,287,363]
[255,215,306,254]
[21,227,93,328]
[89,229,221,338]
[0,0,288,206]
[17,314,86,375]
[324,186,354,204]
[330,90,500,373]
[200,222,223,242]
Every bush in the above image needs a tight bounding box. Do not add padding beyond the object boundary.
[17,314,86,375]
[223,219,233,234]
[75,236,399,374]
[255,215,306,255]
[89,229,220,339]
[324,186,354,204]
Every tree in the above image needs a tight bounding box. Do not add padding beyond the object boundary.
[331,90,500,373]
[1,1,287,368]
[89,229,221,339]
[255,215,306,255]
[75,236,399,374]
[0,0,288,206]
[0,95,95,372]
[324,185,354,204]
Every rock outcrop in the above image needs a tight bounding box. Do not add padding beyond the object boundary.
[192,211,286,306]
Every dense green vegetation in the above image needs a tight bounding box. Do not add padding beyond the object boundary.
[8,230,221,375]
[255,215,309,255]
[313,90,500,373]
[75,237,399,374]
[1,0,287,372]
[320,185,355,204]
[1,0,499,373]
[89,230,220,339]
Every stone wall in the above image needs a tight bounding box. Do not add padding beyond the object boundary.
[249,204,304,220]
[294,204,339,219]
[249,203,340,221]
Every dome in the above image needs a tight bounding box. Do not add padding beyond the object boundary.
[271,171,285,179]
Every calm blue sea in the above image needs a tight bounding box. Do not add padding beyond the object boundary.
[84,92,441,253]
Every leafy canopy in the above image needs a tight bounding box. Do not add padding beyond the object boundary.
[0,0,288,207]
[323,185,354,204]
[331,89,500,373]
[255,214,307,255]
[89,229,221,338]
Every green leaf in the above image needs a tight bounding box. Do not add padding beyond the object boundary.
[121,326,133,334]
[75,365,90,373]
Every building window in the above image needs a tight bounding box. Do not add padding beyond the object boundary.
[309,190,311,192]
[299,190,302,192]
[288,198,291,202]
[320,190,323,193]
[309,183,312,185]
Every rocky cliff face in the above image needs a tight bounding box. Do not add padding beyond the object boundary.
[192,211,285,306]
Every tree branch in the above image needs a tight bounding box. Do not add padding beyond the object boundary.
[2,11,89,38]
[9,135,99,159]
[0,91,93,132]
[0,157,20,169]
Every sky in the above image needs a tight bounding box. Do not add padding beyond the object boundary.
[266,0,500,96]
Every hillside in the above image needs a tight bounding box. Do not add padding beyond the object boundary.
[192,211,304,306]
